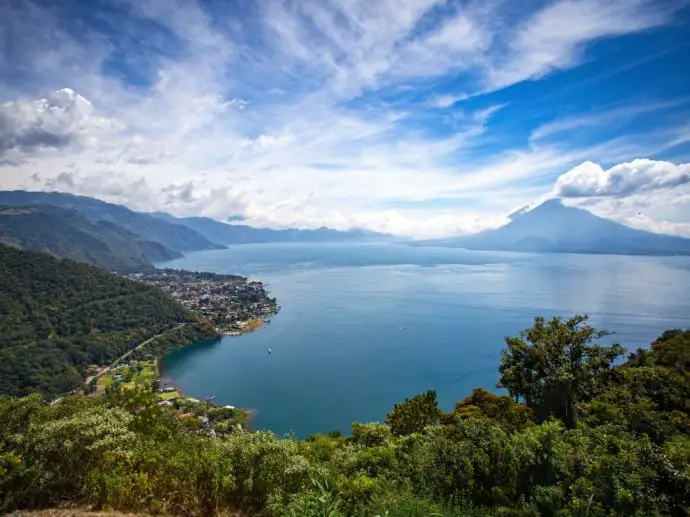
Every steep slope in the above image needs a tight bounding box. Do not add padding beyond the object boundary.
[0,205,180,270]
[0,191,223,252]
[0,245,192,398]
[151,213,395,245]
[419,199,690,256]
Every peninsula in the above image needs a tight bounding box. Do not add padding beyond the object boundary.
[126,268,279,333]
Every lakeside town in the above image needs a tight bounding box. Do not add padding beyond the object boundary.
[127,268,280,333]
[79,268,282,434]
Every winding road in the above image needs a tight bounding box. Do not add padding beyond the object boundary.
[85,322,186,385]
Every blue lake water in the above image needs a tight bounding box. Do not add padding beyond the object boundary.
[160,243,690,437]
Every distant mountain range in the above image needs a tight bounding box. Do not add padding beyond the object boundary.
[0,190,394,269]
[416,199,690,256]
[0,205,180,270]
[150,212,395,246]
[3,191,688,268]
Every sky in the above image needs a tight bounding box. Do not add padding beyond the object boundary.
[1,0,690,238]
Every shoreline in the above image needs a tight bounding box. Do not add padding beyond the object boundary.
[154,315,276,425]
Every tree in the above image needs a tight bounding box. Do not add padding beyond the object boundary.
[649,329,690,373]
[441,388,533,433]
[385,390,441,436]
[498,315,624,428]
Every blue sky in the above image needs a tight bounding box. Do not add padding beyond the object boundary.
[1,0,689,237]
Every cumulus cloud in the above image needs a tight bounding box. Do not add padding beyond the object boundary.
[554,159,690,198]
[0,88,121,156]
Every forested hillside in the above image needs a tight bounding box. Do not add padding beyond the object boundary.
[0,191,223,253]
[0,245,197,397]
[0,205,180,270]
[1,315,688,516]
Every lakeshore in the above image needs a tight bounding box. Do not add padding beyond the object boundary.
[80,267,280,433]
[91,327,261,434]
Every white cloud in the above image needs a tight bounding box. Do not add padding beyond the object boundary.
[426,93,470,109]
[568,187,690,237]
[554,159,690,198]
[487,0,676,89]
[0,88,121,155]
[623,211,690,236]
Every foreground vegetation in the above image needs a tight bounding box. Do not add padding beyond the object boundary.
[2,316,688,516]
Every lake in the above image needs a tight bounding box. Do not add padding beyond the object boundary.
[160,243,690,437]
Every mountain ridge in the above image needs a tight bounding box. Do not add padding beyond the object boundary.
[0,191,222,253]
[0,205,181,270]
[150,212,397,245]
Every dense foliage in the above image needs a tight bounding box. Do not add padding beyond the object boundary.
[1,315,688,516]
[0,245,196,397]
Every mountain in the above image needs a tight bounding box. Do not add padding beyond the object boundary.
[417,199,690,256]
[0,191,223,253]
[150,213,396,245]
[0,244,194,397]
[0,205,181,270]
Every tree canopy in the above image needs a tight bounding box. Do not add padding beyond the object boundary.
[498,314,625,427]
[385,389,441,436]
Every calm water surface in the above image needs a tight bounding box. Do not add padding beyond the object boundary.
[160,243,690,437]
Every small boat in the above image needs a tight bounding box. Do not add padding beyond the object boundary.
[268,348,272,354]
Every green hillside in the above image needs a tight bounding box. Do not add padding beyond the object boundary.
[1,314,688,516]
[0,205,180,270]
[0,245,195,397]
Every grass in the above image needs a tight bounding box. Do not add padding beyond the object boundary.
[157,390,181,400]
[95,360,158,391]
[241,317,264,333]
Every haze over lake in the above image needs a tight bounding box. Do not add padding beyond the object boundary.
[161,243,690,437]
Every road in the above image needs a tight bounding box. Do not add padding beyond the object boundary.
[85,323,186,385]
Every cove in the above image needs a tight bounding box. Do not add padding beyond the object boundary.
[160,243,690,437]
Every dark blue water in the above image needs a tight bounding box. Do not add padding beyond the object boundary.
[160,243,690,437]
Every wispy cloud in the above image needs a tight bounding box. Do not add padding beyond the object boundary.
[0,0,688,237]
[426,93,470,109]
[530,98,690,142]
[485,0,680,89]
